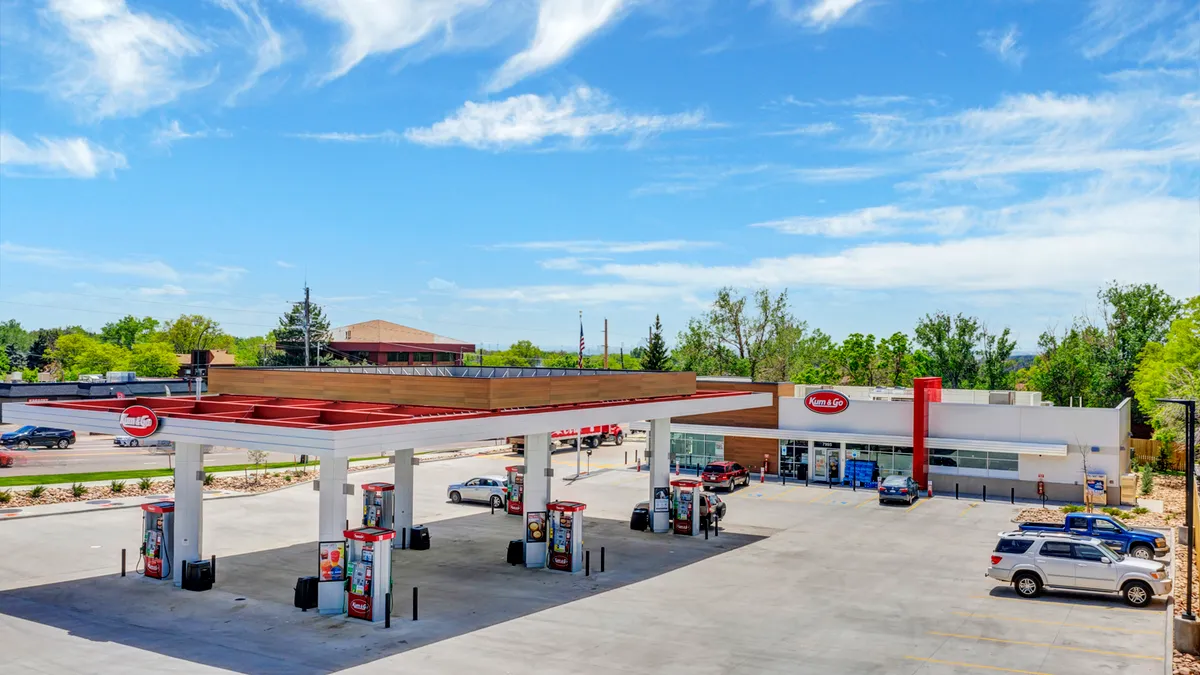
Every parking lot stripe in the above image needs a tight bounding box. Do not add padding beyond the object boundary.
[906,496,930,512]
[958,503,978,517]
[807,491,831,504]
[903,656,1051,675]
[854,497,875,508]
[951,611,1163,635]
[968,594,1159,614]
[927,631,1162,660]
[766,486,803,501]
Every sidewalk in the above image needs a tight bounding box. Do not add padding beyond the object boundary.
[0,444,513,520]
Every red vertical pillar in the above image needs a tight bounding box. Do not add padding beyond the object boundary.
[911,377,942,487]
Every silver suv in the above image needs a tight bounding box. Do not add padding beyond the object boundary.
[987,531,1171,608]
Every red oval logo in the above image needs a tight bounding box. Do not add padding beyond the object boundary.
[350,598,369,612]
[120,405,160,438]
[804,391,849,415]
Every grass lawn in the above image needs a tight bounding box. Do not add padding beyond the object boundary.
[0,456,386,488]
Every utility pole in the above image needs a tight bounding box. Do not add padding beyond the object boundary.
[620,344,625,369]
[303,284,311,368]
[603,318,609,369]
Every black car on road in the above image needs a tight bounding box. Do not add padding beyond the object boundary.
[877,475,919,505]
[1,425,76,449]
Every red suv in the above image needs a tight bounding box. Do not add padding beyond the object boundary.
[701,461,750,492]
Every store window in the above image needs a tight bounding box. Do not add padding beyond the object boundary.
[412,352,434,363]
[927,449,1019,478]
[671,433,724,469]
[437,352,457,362]
[386,352,409,363]
[779,440,809,480]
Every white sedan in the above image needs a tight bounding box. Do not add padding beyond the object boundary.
[447,476,507,508]
[113,436,174,449]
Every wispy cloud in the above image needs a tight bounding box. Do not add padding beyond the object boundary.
[763,122,840,136]
[0,132,127,178]
[764,0,869,30]
[287,131,404,143]
[788,165,885,182]
[138,284,187,297]
[214,0,286,105]
[493,240,716,254]
[299,0,490,82]
[44,0,209,119]
[751,205,971,237]
[427,277,458,291]
[488,0,630,93]
[153,120,228,148]
[1077,0,1179,59]
[699,36,734,55]
[980,25,1026,68]
[276,260,295,268]
[1,242,176,279]
[404,86,707,150]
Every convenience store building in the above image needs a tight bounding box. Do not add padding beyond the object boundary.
[658,377,1132,504]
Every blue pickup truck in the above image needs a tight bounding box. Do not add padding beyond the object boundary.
[1019,513,1169,559]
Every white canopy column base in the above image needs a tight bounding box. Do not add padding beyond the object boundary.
[172,443,205,587]
[393,448,415,549]
[318,456,348,614]
[648,418,671,534]
[523,432,551,568]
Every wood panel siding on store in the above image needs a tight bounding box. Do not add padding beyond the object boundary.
[723,435,778,474]
[675,381,794,428]
[209,368,695,411]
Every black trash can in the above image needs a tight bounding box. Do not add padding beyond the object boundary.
[294,576,318,610]
[630,508,648,532]
[410,525,431,551]
[506,539,524,565]
[182,560,214,592]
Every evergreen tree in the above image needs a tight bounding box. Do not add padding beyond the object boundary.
[274,301,332,366]
[642,315,670,371]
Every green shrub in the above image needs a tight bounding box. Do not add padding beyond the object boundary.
[110,480,125,493]
[284,474,292,482]
[0,489,11,504]
[203,473,215,487]
[29,485,45,499]
[1140,466,1154,496]
[1101,507,1123,517]
[138,477,153,491]
[1060,504,1085,514]
[1132,506,1149,515]
[71,482,86,498]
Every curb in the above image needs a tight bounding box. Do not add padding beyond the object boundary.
[1167,594,1175,675]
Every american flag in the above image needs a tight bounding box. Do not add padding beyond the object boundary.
[578,320,585,369]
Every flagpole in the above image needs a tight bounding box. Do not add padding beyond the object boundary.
[577,309,583,478]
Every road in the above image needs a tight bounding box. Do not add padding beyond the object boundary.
[0,424,509,477]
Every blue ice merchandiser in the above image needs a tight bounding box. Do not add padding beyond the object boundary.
[843,459,878,488]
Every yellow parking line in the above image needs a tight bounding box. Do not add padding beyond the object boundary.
[906,496,930,512]
[766,486,802,502]
[951,611,1162,635]
[968,595,1157,614]
[904,656,1051,675]
[959,503,978,517]
[807,491,832,503]
[854,497,875,509]
[928,631,1162,660]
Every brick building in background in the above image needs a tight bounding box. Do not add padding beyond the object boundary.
[329,320,474,366]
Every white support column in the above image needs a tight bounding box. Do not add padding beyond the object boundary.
[172,442,205,587]
[393,448,414,549]
[523,432,551,568]
[648,418,671,533]
[318,456,349,614]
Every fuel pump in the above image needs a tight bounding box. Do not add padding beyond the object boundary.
[139,501,175,579]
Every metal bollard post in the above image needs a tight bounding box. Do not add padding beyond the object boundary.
[585,551,591,577]
[211,554,217,583]
[625,451,628,465]
[852,479,856,492]
[401,528,408,550]
[983,485,987,502]
[601,546,606,572]
[385,592,391,628]
[806,473,809,488]
[121,548,126,577]
[714,515,719,537]
[955,483,959,500]
[413,587,419,621]
[704,517,709,540]
[491,501,495,515]
[1010,487,1015,505]
[782,471,786,486]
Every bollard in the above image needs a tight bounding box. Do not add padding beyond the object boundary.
[211,554,217,583]
[624,451,628,465]
[491,501,495,515]
[983,485,987,502]
[401,528,408,550]
[1041,493,1047,508]
[704,517,709,540]
[852,479,856,492]
[1011,487,1015,505]
[413,587,419,621]
[782,471,786,487]
[121,548,126,577]
[806,473,809,488]
[601,546,606,573]
[585,550,591,577]
[385,592,391,628]
[955,483,959,500]
[714,515,719,537]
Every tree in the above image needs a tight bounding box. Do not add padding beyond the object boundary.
[913,312,981,388]
[128,342,180,377]
[837,333,878,386]
[48,333,96,373]
[1023,323,1106,406]
[159,315,233,353]
[671,318,744,376]
[234,335,282,366]
[0,319,32,353]
[74,342,129,377]
[100,315,159,349]
[0,347,9,376]
[1133,297,1200,439]
[274,302,331,366]
[707,287,794,381]
[875,332,917,387]
[27,327,80,371]
[1098,282,1180,423]
[977,326,1017,390]
[508,340,542,363]
[641,315,670,371]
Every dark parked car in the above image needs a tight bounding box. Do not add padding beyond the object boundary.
[0,425,76,449]
[631,493,727,530]
[878,475,919,505]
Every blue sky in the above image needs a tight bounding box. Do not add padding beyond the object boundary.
[0,0,1197,353]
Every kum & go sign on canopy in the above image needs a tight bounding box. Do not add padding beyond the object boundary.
[804,390,849,415]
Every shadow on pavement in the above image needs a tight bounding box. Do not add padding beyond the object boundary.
[0,512,763,674]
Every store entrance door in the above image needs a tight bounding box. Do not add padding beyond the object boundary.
[828,449,841,484]
[812,441,841,483]
[779,440,808,480]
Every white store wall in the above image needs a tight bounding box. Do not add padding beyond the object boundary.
[777,396,1129,486]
